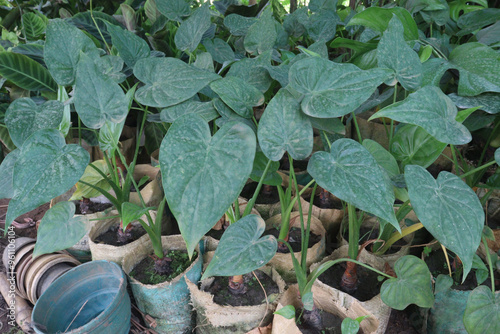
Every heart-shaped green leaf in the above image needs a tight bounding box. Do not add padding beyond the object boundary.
[244,7,277,55]
[377,16,422,91]
[202,38,235,64]
[449,43,500,96]
[223,14,256,36]
[5,98,63,147]
[175,3,211,52]
[305,10,340,42]
[405,165,484,281]
[370,86,471,145]
[274,305,296,319]
[227,50,273,93]
[44,19,99,86]
[448,93,500,114]
[74,52,129,129]
[33,201,88,258]
[288,57,394,118]
[391,124,447,169]
[463,286,500,334]
[5,129,89,232]
[380,255,434,310]
[134,57,220,108]
[0,149,20,199]
[160,114,256,257]
[0,52,57,92]
[105,22,150,68]
[249,151,282,186]
[257,88,313,161]
[308,138,398,228]
[363,139,399,178]
[210,77,264,118]
[160,100,218,123]
[202,214,277,279]
[156,0,191,22]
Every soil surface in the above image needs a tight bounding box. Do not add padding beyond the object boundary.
[264,227,322,253]
[385,305,424,334]
[204,270,279,307]
[240,182,280,205]
[74,199,113,215]
[280,156,309,172]
[312,194,343,210]
[296,308,348,334]
[342,226,407,255]
[206,228,225,240]
[130,250,197,285]
[318,261,383,302]
[94,223,146,246]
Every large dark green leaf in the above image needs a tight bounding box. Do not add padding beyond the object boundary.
[106,23,150,68]
[305,10,340,42]
[308,138,398,227]
[74,53,128,129]
[69,11,119,45]
[134,57,220,108]
[227,50,273,93]
[449,43,500,96]
[210,76,264,118]
[476,21,500,46]
[405,165,484,282]
[33,202,88,258]
[175,3,211,52]
[258,88,313,161]
[370,86,471,145]
[421,58,451,87]
[377,16,422,91]
[244,7,277,55]
[347,7,419,41]
[202,38,235,64]
[44,19,99,86]
[156,0,191,22]
[0,149,19,199]
[223,14,256,36]
[309,0,337,12]
[11,44,45,66]
[391,124,447,168]
[448,93,500,114]
[160,114,256,257]
[0,52,57,92]
[5,98,63,147]
[457,8,500,35]
[380,256,434,309]
[463,286,500,334]
[160,100,218,122]
[288,57,393,118]
[5,129,89,232]
[23,12,47,41]
[202,215,277,279]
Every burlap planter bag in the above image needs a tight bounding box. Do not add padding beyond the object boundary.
[293,192,344,237]
[88,211,157,264]
[309,245,391,334]
[272,284,378,334]
[338,212,416,269]
[186,265,286,334]
[121,235,203,334]
[265,212,326,283]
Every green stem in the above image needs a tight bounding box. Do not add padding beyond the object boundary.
[374,223,423,255]
[90,0,111,52]
[351,112,362,144]
[479,120,500,167]
[322,130,332,150]
[450,145,462,177]
[347,203,359,260]
[459,160,496,180]
[243,160,273,217]
[482,235,496,295]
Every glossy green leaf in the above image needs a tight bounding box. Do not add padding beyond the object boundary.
[434,274,453,294]
[305,10,340,42]
[156,0,191,22]
[99,119,125,153]
[160,114,256,257]
[227,51,273,93]
[377,16,422,91]
[405,165,484,282]
[134,57,220,108]
[11,43,45,66]
[193,52,215,73]
[274,305,295,319]
[391,124,447,168]
[74,53,128,129]
[161,100,218,123]
[210,77,264,118]
[463,286,500,334]
[0,149,19,199]
[175,3,211,52]
[249,151,282,186]
[23,12,46,40]
[449,43,500,96]
[106,23,150,68]
[309,0,337,12]
[202,214,277,279]
[476,21,500,46]
[96,55,126,83]
[5,129,89,232]
[421,58,451,87]
[33,202,88,258]
[44,19,99,86]
[330,37,378,58]
[289,57,394,118]
[69,12,118,46]
[223,14,256,36]
[419,0,450,26]
[0,52,57,92]
[70,160,111,201]
[341,318,360,334]
[121,202,153,229]
[5,98,63,147]
[363,139,399,178]
[283,7,307,38]
[308,138,398,227]
[258,88,313,161]
[448,93,500,114]
[457,8,500,34]
[370,86,471,145]
[244,7,277,55]
[202,38,235,64]
[347,7,419,41]
[380,255,434,309]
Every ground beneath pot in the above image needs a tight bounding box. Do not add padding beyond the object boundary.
[204,270,279,307]
[264,227,322,253]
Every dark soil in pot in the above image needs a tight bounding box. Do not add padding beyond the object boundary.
[74,199,113,215]
[264,227,322,252]
[385,304,423,334]
[94,224,146,246]
[240,182,280,205]
[206,228,225,240]
[280,155,309,172]
[341,226,407,255]
[308,193,343,210]
[203,270,279,306]
[296,308,355,334]
[129,250,198,285]
[318,262,383,302]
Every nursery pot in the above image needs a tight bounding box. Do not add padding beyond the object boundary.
[121,235,203,334]
[186,265,286,334]
[32,260,131,334]
[239,182,283,220]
